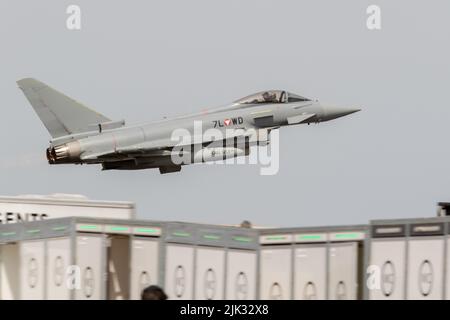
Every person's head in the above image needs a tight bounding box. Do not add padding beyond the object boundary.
[262,91,276,102]
[141,285,168,300]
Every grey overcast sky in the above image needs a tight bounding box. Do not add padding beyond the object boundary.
[1,0,449,227]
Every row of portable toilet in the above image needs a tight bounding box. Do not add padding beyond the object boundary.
[2,215,450,300]
[0,217,259,300]
[366,217,450,299]
[258,217,450,300]
[258,225,367,300]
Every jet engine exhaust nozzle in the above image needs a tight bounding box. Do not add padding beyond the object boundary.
[46,141,81,164]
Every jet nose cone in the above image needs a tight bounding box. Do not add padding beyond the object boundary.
[324,106,361,121]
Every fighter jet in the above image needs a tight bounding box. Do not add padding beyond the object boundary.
[17,78,360,174]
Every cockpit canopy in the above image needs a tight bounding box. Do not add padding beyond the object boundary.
[234,90,311,105]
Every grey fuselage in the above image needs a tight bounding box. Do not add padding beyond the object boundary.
[46,98,359,172]
[77,100,321,157]
[16,78,360,173]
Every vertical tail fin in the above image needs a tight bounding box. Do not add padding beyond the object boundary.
[17,78,111,138]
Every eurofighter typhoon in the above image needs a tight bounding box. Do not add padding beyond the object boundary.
[17,78,360,174]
